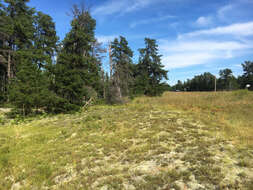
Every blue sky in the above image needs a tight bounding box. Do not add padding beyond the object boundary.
[28,0,253,85]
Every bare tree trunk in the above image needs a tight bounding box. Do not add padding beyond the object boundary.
[102,69,106,99]
[7,50,11,80]
[109,43,113,79]
[116,73,122,99]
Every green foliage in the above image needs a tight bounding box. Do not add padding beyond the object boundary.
[134,38,168,96]
[111,36,134,96]
[106,36,134,104]
[0,0,35,102]
[173,72,215,91]
[52,5,101,110]
[217,68,239,90]
[173,80,184,91]
[8,53,55,115]
[3,0,35,49]
[33,11,59,68]
[175,63,253,92]
[0,0,62,115]
[1,2,105,114]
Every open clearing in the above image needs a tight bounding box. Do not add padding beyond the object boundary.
[0,92,253,190]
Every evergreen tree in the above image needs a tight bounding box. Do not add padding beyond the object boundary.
[0,0,34,105]
[0,1,11,100]
[33,11,58,69]
[0,0,35,83]
[4,0,35,50]
[135,38,168,96]
[53,5,101,110]
[9,53,54,115]
[111,36,134,98]
[3,0,60,114]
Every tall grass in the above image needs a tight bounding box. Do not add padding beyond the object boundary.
[133,90,253,146]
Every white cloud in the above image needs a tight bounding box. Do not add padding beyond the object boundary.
[162,52,217,69]
[92,1,126,16]
[159,21,253,69]
[159,39,251,69]
[195,16,212,27]
[92,0,164,16]
[125,0,154,13]
[96,35,117,43]
[130,15,175,28]
[178,22,253,39]
[160,40,250,52]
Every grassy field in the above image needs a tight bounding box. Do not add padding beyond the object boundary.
[152,90,253,146]
[0,91,252,189]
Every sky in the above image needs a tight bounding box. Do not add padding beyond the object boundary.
[28,0,253,85]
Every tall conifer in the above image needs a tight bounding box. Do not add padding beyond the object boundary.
[136,38,168,96]
[53,5,101,110]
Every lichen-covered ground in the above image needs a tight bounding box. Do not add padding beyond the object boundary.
[0,100,252,189]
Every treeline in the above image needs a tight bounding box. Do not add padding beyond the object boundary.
[0,1,168,115]
[172,62,253,91]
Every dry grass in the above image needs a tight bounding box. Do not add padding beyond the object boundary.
[0,91,252,189]
[134,90,253,146]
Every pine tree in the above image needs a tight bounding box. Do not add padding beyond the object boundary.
[9,54,53,115]
[110,36,133,102]
[4,0,35,50]
[33,11,58,69]
[135,38,168,96]
[53,5,101,110]
[0,1,10,101]
[0,0,35,83]
[3,0,60,114]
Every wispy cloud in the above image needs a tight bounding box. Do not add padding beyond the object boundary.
[159,21,253,69]
[217,4,234,20]
[92,0,164,16]
[130,15,175,28]
[217,0,253,22]
[195,16,213,27]
[160,40,252,69]
[162,52,218,69]
[194,0,253,29]
[160,40,250,52]
[178,22,253,39]
[96,35,118,43]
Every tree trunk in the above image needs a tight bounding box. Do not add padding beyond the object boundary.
[7,50,11,80]
[116,73,122,99]
[109,43,113,79]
